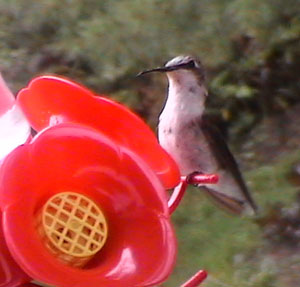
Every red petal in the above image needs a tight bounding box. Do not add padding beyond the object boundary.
[0,211,31,286]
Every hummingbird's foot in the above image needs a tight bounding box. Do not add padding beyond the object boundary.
[186,171,203,186]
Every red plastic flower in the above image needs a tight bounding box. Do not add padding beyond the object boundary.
[0,123,177,287]
[0,76,180,287]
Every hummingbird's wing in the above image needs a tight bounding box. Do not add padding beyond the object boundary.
[199,116,257,215]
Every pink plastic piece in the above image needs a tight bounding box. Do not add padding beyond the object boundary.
[0,74,30,162]
[168,173,219,214]
[181,270,208,287]
[0,75,14,115]
[186,173,219,186]
[168,180,189,215]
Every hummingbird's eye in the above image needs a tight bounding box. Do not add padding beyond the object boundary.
[187,60,196,68]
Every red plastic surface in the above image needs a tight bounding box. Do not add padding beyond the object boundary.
[17,76,180,189]
[0,212,31,287]
[0,123,176,287]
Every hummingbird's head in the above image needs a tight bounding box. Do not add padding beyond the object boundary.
[138,55,205,85]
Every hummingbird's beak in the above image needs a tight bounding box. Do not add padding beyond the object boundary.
[137,62,195,77]
[136,66,174,77]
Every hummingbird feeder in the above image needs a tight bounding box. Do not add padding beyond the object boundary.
[0,75,218,287]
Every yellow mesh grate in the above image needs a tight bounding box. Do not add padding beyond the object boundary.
[40,192,108,267]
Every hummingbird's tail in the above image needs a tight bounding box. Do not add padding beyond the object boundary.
[200,186,257,216]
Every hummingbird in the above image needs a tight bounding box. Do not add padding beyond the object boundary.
[138,55,257,215]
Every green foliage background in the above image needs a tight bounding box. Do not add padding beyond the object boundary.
[1,0,299,132]
[1,1,300,286]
